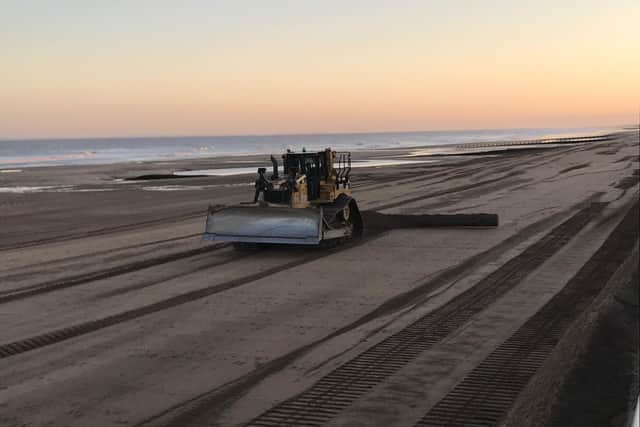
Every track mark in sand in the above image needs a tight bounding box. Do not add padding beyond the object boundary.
[558,163,590,174]
[509,164,632,195]
[238,203,606,427]
[134,198,603,427]
[0,210,205,252]
[352,162,483,193]
[409,177,532,214]
[370,171,523,211]
[133,204,581,427]
[416,201,638,427]
[614,155,640,163]
[90,250,252,300]
[243,204,604,426]
[352,167,446,191]
[614,169,640,190]
[0,258,306,359]
[0,232,202,279]
[0,239,370,359]
[0,244,228,304]
[596,148,620,155]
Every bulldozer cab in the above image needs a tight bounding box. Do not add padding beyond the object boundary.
[282,152,327,200]
[264,149,351,205]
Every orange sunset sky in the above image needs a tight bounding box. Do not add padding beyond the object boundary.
[1,0,639,139]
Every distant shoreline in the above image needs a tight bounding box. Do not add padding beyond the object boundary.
[0,126,623,170]
[0,124,628,143]
[1,130,635,190]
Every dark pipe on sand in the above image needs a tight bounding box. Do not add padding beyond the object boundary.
[361,211,499,230]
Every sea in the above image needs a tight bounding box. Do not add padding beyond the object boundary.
[0,126,617,169]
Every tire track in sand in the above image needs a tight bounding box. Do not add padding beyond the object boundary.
[369,171,523,212]
[133,198,604,427]
[0,237,371,359]
[243,202,606,427]
[0,232,202,279]
[0,243,228,304]
[0,210,205,252]
[416,201,638,427]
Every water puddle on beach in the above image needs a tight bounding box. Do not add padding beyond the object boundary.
[0,186,60,193]
[0,186,116,194]
[174,159,435,177]
[404,142,583,157]
[142,183,253,191]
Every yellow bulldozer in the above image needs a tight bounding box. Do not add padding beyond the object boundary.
[204,148,363,246]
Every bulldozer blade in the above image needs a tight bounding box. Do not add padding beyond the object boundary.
[204,205,322,245]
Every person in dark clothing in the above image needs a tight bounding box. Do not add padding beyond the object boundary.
[254,168,272,203]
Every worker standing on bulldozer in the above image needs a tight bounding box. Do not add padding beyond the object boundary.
[253,168,272,203]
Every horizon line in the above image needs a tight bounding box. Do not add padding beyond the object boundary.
[0,123,626,143]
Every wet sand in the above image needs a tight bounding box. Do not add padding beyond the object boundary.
[0,132,638,426]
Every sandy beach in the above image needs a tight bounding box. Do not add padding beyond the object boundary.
[0,131,638,426]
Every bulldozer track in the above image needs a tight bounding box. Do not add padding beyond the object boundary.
[0,243,228,304]
[0,239,367,359]
[246,202,606,427]
[0,210,205,252]
[416,200,638,427]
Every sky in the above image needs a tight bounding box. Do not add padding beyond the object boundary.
[1,0,638,139]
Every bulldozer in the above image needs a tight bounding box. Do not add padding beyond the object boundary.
[204,148,363,246]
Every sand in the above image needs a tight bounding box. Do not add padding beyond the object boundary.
[0,132,638,426]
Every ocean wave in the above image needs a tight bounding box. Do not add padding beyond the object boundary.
[0,127,619,169]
